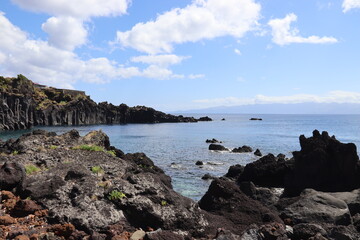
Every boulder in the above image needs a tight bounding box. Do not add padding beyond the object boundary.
[237,154,294,188]
[232,145,253,153]
[196,161,204,166]
[206,138,222,144]
[281,189,352,226]
[0,162,26,191]
[198,116,212,121]
[284,130,360,196]
[225,164,244,179]
[199,178,283,234]
[292,223,327,240]
[209,144,228,151]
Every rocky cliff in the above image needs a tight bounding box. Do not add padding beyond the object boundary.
[0,75,205,130]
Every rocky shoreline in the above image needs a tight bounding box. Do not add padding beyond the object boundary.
[0,75,211,131]
[1,129,360,239]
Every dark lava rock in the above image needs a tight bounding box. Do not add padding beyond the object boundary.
[0,162,26,191]
[254,149,262,157]
[209,144,228,151]
[250,118,262,121]
[293,223,327,240]
[206,138,222,144]
[221,118,226,121]
[225,164,244,179]
[284,130,360,196]
[196,161,204,166]
[199,178,283,234]
[281,189,352,226]
[145,230,184,240]
[232,145,253,153]
[202,173,216,180]
[198,116,212,121]
[237,154,294,188]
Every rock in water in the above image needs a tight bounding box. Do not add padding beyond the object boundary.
[209,144,228,151]
[232,145,253,153]
[284,130,360,196]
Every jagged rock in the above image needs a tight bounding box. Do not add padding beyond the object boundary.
[232,145,253,153]
[199,178,283,235]
[237,154,294,188]
[0,162,26,190]
[281,189,352,226]
[225,164,244,179]
[209,144,228,151]
[284,130,360,196]
[254,149,262,157]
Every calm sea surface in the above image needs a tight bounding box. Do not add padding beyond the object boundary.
[1,114,360,200]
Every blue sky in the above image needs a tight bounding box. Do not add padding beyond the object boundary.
[0,0,359,112]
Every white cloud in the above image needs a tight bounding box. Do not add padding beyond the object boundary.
[11,0,130,19]
[141,65,184,80]
[342,0,360,12]
[234,48,242,55]
[0,13,142,88]
[268,13,338,45]
[193,91,360,107]
[131,54,190,67]
[42,17,87,51]
[115,0,261,54]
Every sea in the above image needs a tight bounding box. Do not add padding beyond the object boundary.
[1,114,360,200]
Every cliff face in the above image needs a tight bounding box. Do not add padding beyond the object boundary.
[0,75,198,130]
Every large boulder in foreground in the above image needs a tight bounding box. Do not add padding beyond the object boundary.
[281,189,351,226]
[199,178,283,234]
[284,130,360,196]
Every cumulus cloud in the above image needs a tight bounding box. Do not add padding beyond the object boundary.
[42,17,87,51]
[193,91,360,107]
[0,13,144,88]
[268,13,338,45]
[131,54,190,67]
[11,0,130,19]
[342,0,360,12]
[115,0,261,54]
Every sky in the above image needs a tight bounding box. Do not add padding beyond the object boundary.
[0,0,360,112]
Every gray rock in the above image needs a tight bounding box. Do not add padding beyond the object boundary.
[281,189,352,226]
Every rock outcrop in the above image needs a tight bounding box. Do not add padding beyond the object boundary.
[284,130,360,196]
[0,75,207,130]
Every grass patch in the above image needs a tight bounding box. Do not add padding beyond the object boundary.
[161,200,167,206]
[49,145,58,150]
[108,190,126,201]
[12,150,19,155]
[91,166,104,174]
[72,145,117,157]
[25,164,41,175]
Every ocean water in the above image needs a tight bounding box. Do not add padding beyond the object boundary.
[1,114,360,200]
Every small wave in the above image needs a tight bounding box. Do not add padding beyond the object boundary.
[206,161,224,166]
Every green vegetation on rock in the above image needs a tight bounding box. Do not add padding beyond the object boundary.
[25,164,41,175]
[108,190,126,200]
[91,166,104,174]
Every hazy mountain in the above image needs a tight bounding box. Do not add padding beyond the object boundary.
[176,103,360,114]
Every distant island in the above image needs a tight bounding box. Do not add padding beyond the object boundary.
[0,75,211,130]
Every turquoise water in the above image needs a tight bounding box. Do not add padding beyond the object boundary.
[1,114,360,200]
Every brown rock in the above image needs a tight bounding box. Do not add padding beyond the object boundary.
[50,223,75,238]
[13,199,42,217]
[14,235,30,240]
[0,215,16,225]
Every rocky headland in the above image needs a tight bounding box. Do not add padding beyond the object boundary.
[1,129,360,239]
[0,75,211,131]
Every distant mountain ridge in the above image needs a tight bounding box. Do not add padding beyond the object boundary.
[176,103,360,114]
[0,75,203,130]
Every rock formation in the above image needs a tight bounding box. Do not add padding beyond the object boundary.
[0,75,208,130]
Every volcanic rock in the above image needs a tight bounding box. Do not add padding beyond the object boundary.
[284,130,360,196]
[209,144,228,151]
[254,149,262,157]
[232,145,253,153]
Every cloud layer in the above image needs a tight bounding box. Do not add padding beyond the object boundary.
[116,0,261,54]
[194,91,360,107]
[268,13,338,45]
